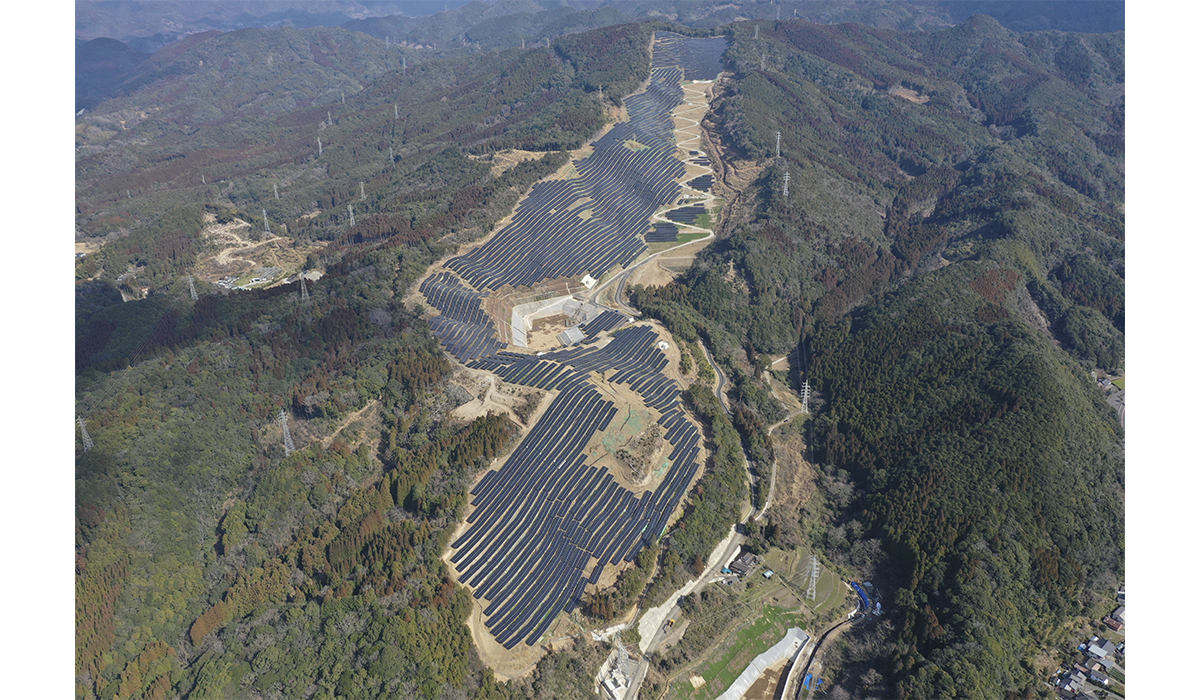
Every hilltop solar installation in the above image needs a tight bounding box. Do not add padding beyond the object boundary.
[453,326,703,647]
[443,67,687,293]
[653,32,728,81]
[687,174,713,192]
[419,35,729,647]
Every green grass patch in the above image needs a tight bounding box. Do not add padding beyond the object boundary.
[677,231,708,243]
[810,568,845,614]
[697,605,807,698]
[1111,377,1124,390]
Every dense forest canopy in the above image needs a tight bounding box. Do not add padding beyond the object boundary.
[74,9,1122,700]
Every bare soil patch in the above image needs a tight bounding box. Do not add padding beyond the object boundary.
[194,216,325,285]
[887,86,930,104]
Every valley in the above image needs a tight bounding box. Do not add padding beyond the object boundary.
[74,9,1123,700]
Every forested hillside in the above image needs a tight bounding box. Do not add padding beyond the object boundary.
[75,22,660,291]
[632,16,1123,699]
[74,22,663,700]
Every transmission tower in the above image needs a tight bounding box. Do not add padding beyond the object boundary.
[760,53,766,71]
[201,173,206,185]
[327,110,333,126]
[263,209,271,235]
[800,379,811,414]
[278,409,296,455]
[341,91,345,104]
[782,171,790,198]
[394,103,399,119]
[360,182,365,201]
[775,130,781,158]
[188,274,199,301]
[615,637,631,681]
[806,554,820,600]
[754,24,759,40]
[317,136,322,156]
[78,416,94,452]
[389,146,395,164]
[300,275,310,302]
[348,204,355,227]
[402,55,407,73]
[274,182,279,199]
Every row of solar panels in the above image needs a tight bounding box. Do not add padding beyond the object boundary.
[453,326,705,646]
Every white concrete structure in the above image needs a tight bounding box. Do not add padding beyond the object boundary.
[716,627,810,700]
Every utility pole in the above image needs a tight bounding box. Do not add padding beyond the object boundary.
[188,274,198,301]
[278,409,296,456]
[78,416,94,452]
[348,204,355,227]
[263,209,271,235]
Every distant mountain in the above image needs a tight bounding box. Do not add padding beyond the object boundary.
[76,37,150,112]
[75,0,474,50]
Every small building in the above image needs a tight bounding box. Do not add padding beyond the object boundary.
[1088,670,1110,686]
[1110,605,1124,624]
[557,327,586,346]
[729,552,761,576]
[1086,638,1116,660]
[1060,669,1087,694]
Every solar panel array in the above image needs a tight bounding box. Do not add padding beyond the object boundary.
[443,67,688,293]
[652,32,728,81]
[665,205,707,225]
[419,35,731,647]
[453,326,703,647]
[580,309,628,337]
[419,273,506,360]
[644,222,679,243]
